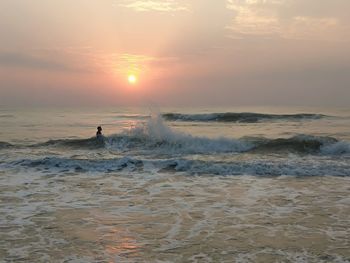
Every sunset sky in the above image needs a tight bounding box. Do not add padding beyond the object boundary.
[0,0,349,107]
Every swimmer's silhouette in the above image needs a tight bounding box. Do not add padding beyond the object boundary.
[96,126,103,138]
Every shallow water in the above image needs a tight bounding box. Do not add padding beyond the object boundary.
[0,106,349,262]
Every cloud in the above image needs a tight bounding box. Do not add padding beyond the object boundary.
[159,0,233,57]
[0,48,105,73]
[226,1,281,37]
[284,16,342,41]
[226,0,350,41]
[0,52,72,71]
[118,0,188,12]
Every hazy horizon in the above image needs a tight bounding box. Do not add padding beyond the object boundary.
[1,0,349,107]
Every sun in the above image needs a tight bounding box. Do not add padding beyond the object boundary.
[128,74,137,84]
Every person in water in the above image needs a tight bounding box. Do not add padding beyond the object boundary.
[96,126,103,138]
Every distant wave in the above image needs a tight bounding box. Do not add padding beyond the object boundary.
[162,112,327,123]
[0,141,13,149]
[8,156,350,176]
[250,135,340,154]
[0,114,14,118]
[115,114,150,119]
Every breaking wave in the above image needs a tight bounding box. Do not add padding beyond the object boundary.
[27,116,253,154]
[104,116,253,154]
[7,156,350,176]
[104,126,349,155]
[3,114,349,156]
[29,135,349,157]
[162,112,327,123]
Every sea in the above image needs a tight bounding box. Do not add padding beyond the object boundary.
[0,106,349,263]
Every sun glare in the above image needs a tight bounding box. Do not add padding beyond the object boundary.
[128,74,137,84]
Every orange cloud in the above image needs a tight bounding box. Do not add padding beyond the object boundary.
[118,0,188,12]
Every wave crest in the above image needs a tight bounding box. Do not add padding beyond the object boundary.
[32,137,105,149]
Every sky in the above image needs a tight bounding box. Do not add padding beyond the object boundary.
[0,0,349,107]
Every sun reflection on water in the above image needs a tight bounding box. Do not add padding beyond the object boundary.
[100,227,141,261]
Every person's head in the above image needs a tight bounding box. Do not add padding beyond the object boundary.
[97,126,102,131]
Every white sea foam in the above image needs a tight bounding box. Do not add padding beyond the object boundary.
[106,114,253,154]
[103,118,349,156]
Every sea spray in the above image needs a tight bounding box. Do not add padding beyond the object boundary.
[112,112,253,154]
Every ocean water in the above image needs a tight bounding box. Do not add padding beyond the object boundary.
[0,106,349,262]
